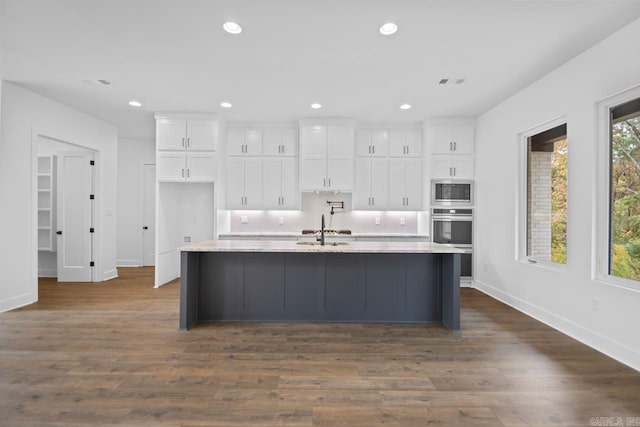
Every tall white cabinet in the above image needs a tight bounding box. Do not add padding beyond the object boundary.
[428,120,475,179]
[299,122,355,192]
[154,113,218,287]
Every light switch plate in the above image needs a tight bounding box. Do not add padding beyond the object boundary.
[278,217,284,225]
[375,218,381,225]
[240,215,249,224]
[184,236,191,243]
[400,218,406,226]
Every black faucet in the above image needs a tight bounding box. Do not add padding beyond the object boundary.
[317,214,325,246]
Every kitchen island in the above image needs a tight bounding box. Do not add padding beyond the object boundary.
[178,240,463,331]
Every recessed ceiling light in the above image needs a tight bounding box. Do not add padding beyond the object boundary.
[400,104,412,110]
[310,103,322,109]
[223,22,242,34]
[379,22,398,35]
[128,100,142,107]
[220,102,232,108]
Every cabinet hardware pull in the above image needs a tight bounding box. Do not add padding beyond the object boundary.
[449,141,452,151]
[453,167,456,176]
[323,178,326,187]
[371,197,374,205]
[187,169,190,178]
[372,146,375,154]
[406,146,409,155]
[453,141,456,151]
[182,137,185,147]
[328,178,331,187]
[187,138,191,147]
[449,167,452,176]
[182,168,185,178]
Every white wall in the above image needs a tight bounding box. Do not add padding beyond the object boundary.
[474,18,640,369]
[0,82,118,312]
[116,137,155,266]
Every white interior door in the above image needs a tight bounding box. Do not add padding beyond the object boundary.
[142,164,156,266]
[56,151,93,282]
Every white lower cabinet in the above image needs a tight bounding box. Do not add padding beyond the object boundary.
[389,158,422,210]
[431,156,474,179]
[354,157,389,210]
[263,157,298,209]
[226,157,263,209]
[157,152,216,182]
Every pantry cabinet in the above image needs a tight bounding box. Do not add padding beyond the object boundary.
[354,157,389,209]
[227,128,263,156]
[226,157,263,209]
[389,128,422,157]
[263,128,298,156]
[431,125,474,154]
[157,152,216,182]
[262,157,298,209]
[355,129,389,157]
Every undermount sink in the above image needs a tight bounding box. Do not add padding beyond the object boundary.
[296,241,349,246]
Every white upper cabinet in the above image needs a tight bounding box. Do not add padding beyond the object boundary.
[263,157,298,209]
[389,128,422,157]
[263,128,298,156]
[431,156,475,179]
[431,125,474,154]
[354,157,389,210]
[157,119,216,151]
[227,128,263,156]
[355,129,388,157]
[157,152,216,182]
[226,157,263,209]
[299,124,354,191]
[388,158,422,210]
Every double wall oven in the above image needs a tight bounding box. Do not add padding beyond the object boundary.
[431,180,474,280]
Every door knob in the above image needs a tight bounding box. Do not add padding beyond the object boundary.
[56,230,62,235]
[143,226,149,230]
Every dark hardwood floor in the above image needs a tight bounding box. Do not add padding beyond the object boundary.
[1,267,639,426]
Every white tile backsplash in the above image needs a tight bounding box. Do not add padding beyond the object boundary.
[224,193,423,234]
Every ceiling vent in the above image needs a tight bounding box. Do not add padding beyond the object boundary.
[439,78,465,85]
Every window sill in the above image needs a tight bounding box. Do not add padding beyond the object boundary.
[518,257,567,273]
[593,274,640,294]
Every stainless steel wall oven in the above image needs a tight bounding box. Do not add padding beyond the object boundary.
[432,208,473,278]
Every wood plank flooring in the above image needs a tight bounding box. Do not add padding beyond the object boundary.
[1,267,639,426]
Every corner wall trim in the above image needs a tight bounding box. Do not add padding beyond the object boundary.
[102,269,118,281]
[474,279,640,372]
[0,292,37,313]
[116,260,142,267]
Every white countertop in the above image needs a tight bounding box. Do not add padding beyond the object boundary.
[179,240,463,254]
[218,232,429,239]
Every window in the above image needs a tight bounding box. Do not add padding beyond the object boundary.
[609,97,640,282]
[520,121,567,265]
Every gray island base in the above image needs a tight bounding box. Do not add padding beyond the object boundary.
[179,240,462,331]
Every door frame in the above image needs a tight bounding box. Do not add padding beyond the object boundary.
[139,162,156,266]
[32,129,100,286]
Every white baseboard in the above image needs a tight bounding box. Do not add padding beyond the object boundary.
[0,292,36,313]
[116,259,141,267]
[474,279,640,372]
[102,269,118,281]
[38,268,57,278]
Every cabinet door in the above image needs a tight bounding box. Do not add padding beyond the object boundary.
[370,158,389,209]
[370,130,388,157]
[355,129,371,157]
[186,120,216,151]
[403,158,422,210]
[243,157,263,208]
[353,157,372,209]
[300,127,327,190]
[157,152,186,181]
[405,128,423,157]
[388,129,406,157]
[431,157,454,178]
[388,158,406,210]
[432,126,454,154]
[452,157,474,179]
[263,158,283,209]
[226,157,246,209]
[157,120,186,150]
[263,128,282,156]
[280,128,298,156]
[452,126,474,154]
[280,157,298,208]
[327,158,353,191]
[186,152,216,182]
[327,126,354,190]
[227,128,246,156]
[244,129,263,155]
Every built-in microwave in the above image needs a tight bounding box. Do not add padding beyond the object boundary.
[431,180,473,206]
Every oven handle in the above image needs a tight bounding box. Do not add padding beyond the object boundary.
[431,216,473,221]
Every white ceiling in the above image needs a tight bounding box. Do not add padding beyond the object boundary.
[3,0,640,139]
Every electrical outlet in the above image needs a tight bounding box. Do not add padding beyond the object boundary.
[240,215,249,224]
[184,236,191,243]
[375,217,381,225]
[278,216,284,225]
[400,217,406,226]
